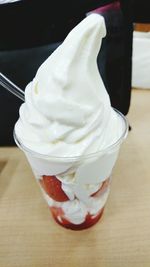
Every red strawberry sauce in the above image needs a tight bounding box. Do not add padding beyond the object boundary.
[50,206,105,230]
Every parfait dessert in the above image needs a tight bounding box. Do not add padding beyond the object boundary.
[14,14,128,230]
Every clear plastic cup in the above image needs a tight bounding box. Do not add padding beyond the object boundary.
[14,110,128,230]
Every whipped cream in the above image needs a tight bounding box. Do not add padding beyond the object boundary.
[15,14,124,158]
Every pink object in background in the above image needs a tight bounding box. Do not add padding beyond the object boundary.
[87,1,120,15]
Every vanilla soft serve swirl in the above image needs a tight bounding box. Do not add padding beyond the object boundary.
[15,14,124,157]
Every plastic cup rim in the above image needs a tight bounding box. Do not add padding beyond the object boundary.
[13,108,128,161]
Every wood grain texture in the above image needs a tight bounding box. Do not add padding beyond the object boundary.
[0,89,150,267]
[134,23,150,32]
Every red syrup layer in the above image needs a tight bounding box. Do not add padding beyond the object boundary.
[50,206,105,230]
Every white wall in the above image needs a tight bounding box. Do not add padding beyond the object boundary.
[132,31,150,89]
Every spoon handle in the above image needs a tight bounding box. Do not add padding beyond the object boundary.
[0,72,25,101]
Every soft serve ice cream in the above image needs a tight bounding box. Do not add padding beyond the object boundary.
[15,14,124,157]
[14,14,127,230]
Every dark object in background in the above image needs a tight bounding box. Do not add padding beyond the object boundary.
[95,1,133,116]
[132,0,150,23]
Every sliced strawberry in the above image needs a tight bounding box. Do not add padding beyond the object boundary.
[91,177,110,198]
[40,175,69,202]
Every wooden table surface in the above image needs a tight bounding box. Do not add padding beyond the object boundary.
[0,89,150,267]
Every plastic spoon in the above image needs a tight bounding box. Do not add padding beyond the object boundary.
[0,72,25,101]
